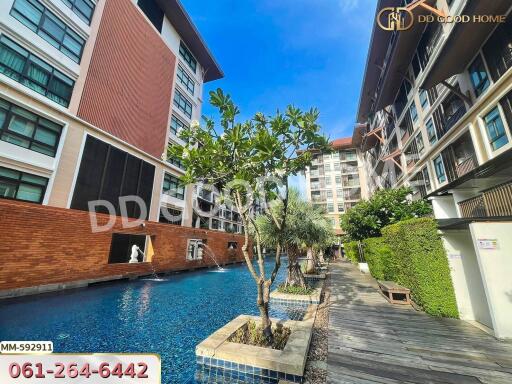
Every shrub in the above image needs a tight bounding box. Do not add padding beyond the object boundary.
[229,320,290,350]
[361,237,393,280]
[381,218,458,318]
[277,284,315,295]
[344,241,360,264]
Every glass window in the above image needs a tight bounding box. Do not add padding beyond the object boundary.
[469,55,490,97]
[484,107,509,151]
[410,103,418,123]
[162,173,185,200]
[170,114,187,136]
[325,176,331,186]
[419,89,429,110]
[327,203,334,212]
[60,0,95,25]
[0,166,48,203]
[337,203,344,213]
[324,163,331,172]
[11,0,86,63]
[167,143,185,170]
[326,190,333,199]
[426,118,437,145]
[0,36,74,106]
[173,89,192,118]
[177,65,194,95]
[421,167,431,191]
[335,175,342,184]
[333,162,340,171]
[433,156,446,183]
[415,133,425,154]
[179,42,197,73]
[0,98,62,156]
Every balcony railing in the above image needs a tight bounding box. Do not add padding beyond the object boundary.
[459,181,512,218]
[455,155,478,178]
[442,105,466,135]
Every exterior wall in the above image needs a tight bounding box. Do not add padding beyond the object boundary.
[0,199,248,295]
[469,222,512,339]
[77,0,175,159]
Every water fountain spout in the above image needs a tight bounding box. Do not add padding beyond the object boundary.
[201,244,225,271]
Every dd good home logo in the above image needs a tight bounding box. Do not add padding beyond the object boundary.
[377,7,414,31]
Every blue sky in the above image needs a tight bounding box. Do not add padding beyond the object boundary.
[180,0,377,192]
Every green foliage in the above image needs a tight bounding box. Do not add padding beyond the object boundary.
[229,320,291,350]
[340,187,432,241]
[344,241,360,264]
[361,237,393,280]
[378,218,458,318]
[277,284,315,295]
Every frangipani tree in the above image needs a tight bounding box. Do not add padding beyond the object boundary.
[169,89,329,342]
[256,188,335,287]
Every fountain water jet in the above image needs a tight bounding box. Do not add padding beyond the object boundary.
[201,244,227,272]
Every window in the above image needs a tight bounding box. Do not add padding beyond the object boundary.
[61,0,95,24]
[324,163,331,172]
[326,190,333,199]
[211,218,220,229]
[484,107,509,151]
[0,36,74,107]
[163,173,185,200]
[159,207,182,225]
[426,118,437,145]
[336,189,343,198]
[419,89,429,110]
[415,133,425,155]
[322,153,331,160]
[325,176,331,186]
[337,203,344,213]
[167,143,185,169]
[433,155,446,183]
[137,0,163,32]
[335,175,342,184]
[11,0,86,63]
[421,167,431,191]
[179,42,197,73]
[410,103,418,123]
[469,55,490,97]
[327,203,334,212]
[173,89,192,118]
[187,239,203,260]
[334,162,340,171]
[0,166,48,203]
[170,114,187,136]
[0,98,62,157]
[177,65,195,95]
[482,15,512,82]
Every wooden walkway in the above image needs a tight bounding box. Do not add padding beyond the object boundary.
[326,260,512,384]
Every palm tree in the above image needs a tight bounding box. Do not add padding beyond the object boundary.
[256,188,335,288]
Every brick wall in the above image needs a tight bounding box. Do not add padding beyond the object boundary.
[0,200,249,292]
[77,0,174,158]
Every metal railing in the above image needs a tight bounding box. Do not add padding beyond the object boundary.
[458,181,512,218]
[455,155,478,178]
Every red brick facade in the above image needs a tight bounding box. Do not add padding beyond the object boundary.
[0,200,248,292]
[77,0,174,158]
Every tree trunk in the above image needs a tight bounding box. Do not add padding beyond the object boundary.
[318,250,325,264]
[285,246,306,288]
[257,280,273,344]
[305,247,317,274]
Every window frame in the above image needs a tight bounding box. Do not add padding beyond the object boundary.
[483,106,509,151]
[179,41,197,73]
[426,118,437,145]
[176,65,195,96]
[186,239,203,260]
[162,173,185,200]
[0,166,48,204]
[0,98,63,157]
[10,0,86,64]
[60,0,95,25]
[173,89,192,119]
[419,89,429,110]
[433,155,447,184]
[468,54,491,98]
[410,102,418,123]
[0,36,75,107]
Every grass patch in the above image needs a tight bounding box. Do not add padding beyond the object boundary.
[277,284,315,295]
[229,320,291,350]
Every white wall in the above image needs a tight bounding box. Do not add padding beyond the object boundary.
[430,195,458,219]
[470,222,512,339]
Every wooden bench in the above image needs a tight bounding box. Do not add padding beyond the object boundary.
[378,281,411,305]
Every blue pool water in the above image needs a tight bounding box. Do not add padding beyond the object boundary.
[0,259,301,383]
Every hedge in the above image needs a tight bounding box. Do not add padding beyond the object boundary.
[361,237,393,281]
[344,241,360,264]
[380,218,459,318]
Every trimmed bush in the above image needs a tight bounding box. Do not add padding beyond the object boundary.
[381,218,458,318]
[361,237,393,281]
[344,241,359,264]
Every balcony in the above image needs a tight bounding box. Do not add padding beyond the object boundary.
[459,181,512,218]
[442,105,466,135]
[455,154,478,178]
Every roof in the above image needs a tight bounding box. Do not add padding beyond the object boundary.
[155,0,223,82]
[331,137,353,149]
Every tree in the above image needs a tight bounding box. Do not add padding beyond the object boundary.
[169,89,328,342]
[340,187,432,241]
[256,188,334,287]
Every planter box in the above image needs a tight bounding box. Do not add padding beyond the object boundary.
[358,262,370,274]
[269,285,323,305]
[196,307,316,383]
[303,273,326,282]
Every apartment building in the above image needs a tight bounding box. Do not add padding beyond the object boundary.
[353,0,512,338]
[304,138,367,236]
[0,0,238,256]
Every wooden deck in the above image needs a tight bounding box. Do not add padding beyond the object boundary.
[327,260,512,384]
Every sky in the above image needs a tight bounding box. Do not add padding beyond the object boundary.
[180,0,377,193]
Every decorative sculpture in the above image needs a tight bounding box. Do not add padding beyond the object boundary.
[129,245,142,263]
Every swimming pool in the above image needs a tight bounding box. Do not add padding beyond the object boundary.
[0,258,303,383]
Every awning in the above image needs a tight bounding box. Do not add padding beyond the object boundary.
[381,148,402,161]
[361,126,384,152]
[155,0,223,82]
[421,0,511,89]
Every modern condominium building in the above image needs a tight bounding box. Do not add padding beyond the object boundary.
[304,138,368,236]
[353,0,512,338]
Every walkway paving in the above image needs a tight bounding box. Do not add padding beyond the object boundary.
[326,260,512,384]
